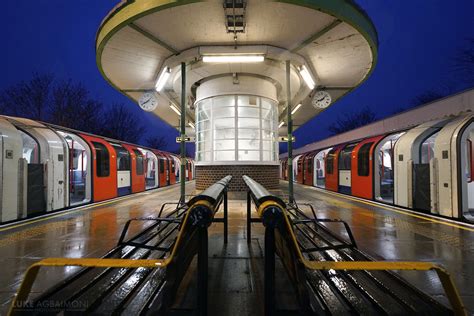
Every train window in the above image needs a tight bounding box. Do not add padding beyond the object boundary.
[112,144,130,171]
[338,144,357,170]
[467,140,473,183]
[326,149,336,174]
[159,159,165,173]
[420,132,438,164]
[358,142,373,177]
[133,149,144,175]
[92,142,110,177]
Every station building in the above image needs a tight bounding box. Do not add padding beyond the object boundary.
[95,0,377,191]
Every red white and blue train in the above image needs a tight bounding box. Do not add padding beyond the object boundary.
[280,114,474,223]
[0,115,194,224]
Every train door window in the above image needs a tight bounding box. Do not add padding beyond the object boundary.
[92,142,110,177]
[467,139,472,183]
[358,142,374,177]
[420,132,439,164]
[133,149,144,175]
[338,144,357,170]
[326,149,336,174]
[112,145,130,171]
[159,159,165,173]
[19,131,40,163]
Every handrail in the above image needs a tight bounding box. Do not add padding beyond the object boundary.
[244,175,467,316]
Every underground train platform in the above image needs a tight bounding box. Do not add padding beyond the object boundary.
[1,179,472,315]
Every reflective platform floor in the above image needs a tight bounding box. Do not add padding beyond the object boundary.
[0,181,473,314]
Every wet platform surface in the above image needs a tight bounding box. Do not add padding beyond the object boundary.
[0,180,473,314]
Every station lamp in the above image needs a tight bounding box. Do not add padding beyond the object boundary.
[202,54,264,63]
[188,122,195,129]
[299,65,315,90]
[291,103,302,115]
[278,121,285,128]
[169,103,181,116]
[155,67,171,92]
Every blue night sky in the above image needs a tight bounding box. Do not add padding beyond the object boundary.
[1,1,474,153]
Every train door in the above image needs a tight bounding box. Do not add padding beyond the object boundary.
[351,135,386,200]
[373,133,404,204]
[18,130,44,216]
[292,155,301,182]
[460,124,474,219]
[313,148,332,188]
[172,155,180,183]
[139,148,158,189]
[80,134,117,202]
[413,132,439,211]
[168,155,176,185]
[338,144,358,194]
[303,152,316,186]
[57,131,92,206]
[325,145,343,192]
[122,144,146,193]
[111,143,131,196]
[0,118,23,222]
[154,151,168,187]
[296,154,305,184]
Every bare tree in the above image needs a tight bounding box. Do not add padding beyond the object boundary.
[0,73,53,120]
[146,135,168,149]
[328,106,377,135]
[100,103,146,143]
[50,80,104,134]
[452,38,474,85]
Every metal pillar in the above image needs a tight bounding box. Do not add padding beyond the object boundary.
[223,189,228,244]
[180,62,186,204]
[197,227,208,316]
[286,60,294,204]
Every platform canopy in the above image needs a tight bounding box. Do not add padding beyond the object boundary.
[96,0,378,136]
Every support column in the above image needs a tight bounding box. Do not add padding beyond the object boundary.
[286,60,294,204]
[180,62,186,203]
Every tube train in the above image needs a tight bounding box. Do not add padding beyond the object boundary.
[280,114,474,223]
[0,115,195,224]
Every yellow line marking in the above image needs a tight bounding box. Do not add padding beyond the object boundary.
[305,186,474,232]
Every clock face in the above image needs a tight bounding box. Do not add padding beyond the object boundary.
[312,90,332,109]
[138,92,158,112]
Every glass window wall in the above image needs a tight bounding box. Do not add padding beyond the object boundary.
[195,95,278,164]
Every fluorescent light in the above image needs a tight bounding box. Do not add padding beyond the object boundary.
[291,103,302,115]
[299,65,315,90]
[188,122,195,129]
[279,121,285,128]
[170,103,181,116]
[202,55,264,63]
[155,67,171,92]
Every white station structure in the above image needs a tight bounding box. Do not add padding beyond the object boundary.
[96,0,378,190]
